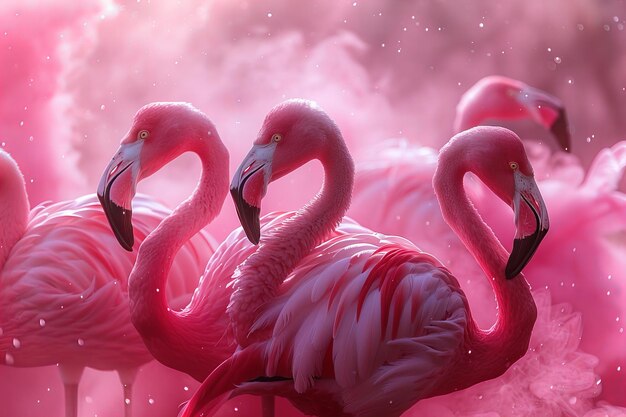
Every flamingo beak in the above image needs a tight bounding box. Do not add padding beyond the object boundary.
[97,141,143,251]
[505,172,549,279]
[549,107,571,153]
[518,86,571,152]
[230,144,275,245]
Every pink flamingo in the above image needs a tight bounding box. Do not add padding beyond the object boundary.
[474,141,626,405]
[454,75,570,152]
[179,100,550,417]
[453,77,626,404]
[97,102,294,417]
[0,148,215,417]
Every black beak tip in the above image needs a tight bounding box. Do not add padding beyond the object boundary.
[230,187,262,246]
[100,196,135,252]
[505,226,549,280]
[550,108,571,153]
[504,262,520,280]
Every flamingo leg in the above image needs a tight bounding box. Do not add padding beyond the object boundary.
[118,367,139,417]
[59,365,85,417]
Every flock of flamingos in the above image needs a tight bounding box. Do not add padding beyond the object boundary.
[1,75,625,417]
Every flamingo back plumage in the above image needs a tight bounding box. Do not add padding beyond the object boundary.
[184,227,469,417]
[0,193,215,370]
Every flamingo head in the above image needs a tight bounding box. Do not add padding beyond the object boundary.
[441,126,550,279]
[97,102,222,251]
[454,75,571,152]
[230,99,336,244]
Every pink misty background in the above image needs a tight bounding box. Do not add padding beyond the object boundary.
[1,0,625,416]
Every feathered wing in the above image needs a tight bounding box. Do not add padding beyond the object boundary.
[0,193,215,368]
[182,232,468,417]
[350,140,495,328]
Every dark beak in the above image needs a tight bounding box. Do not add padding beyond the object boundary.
[549,107,571,153]
[97,153,135,251]
[505,184,549,279]
[230,163,264,245]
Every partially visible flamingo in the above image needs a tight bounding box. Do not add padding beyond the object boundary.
[0,148,215,417]
[454,75,571,152]
[180,100,549,417]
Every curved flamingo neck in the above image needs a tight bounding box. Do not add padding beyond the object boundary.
[128,138,230,379]
[230,131,354,344]
[432,147,537,393]
[0,153,30,269]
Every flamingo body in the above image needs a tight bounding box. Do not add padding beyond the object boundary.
[0,148,215,417]
[0,194,212,369]
[244,235,467,417]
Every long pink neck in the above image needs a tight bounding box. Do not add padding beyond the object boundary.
[432,153,537,394]
[0,155,30,270]
[128,140,231,381]
[230,135,354,344]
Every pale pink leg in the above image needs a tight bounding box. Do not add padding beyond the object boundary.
[59,365,84,417]
[118,367,139,417]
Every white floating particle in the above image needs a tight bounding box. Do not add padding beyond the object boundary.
[479,22,484,28]
[148,398,155,405]
[5,353,14,365]
[13,338,21,348]
[100,104,105,110]
[125,398,131,405]
[554,57,562,64]
[77,338,85,346]
[39,319,46,327]
[85,396,93,404]
[267,12,272,17]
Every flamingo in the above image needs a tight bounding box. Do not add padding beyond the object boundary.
[97,102,310,417]
[454,75,571,152]
[179,100,550,417]
[0,148,215,417]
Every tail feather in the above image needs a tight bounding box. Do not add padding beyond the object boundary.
[180,344,267,417]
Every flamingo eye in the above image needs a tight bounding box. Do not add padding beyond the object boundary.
[138,130,150,140]
[509,162,518,170]
[271,133,282,143]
